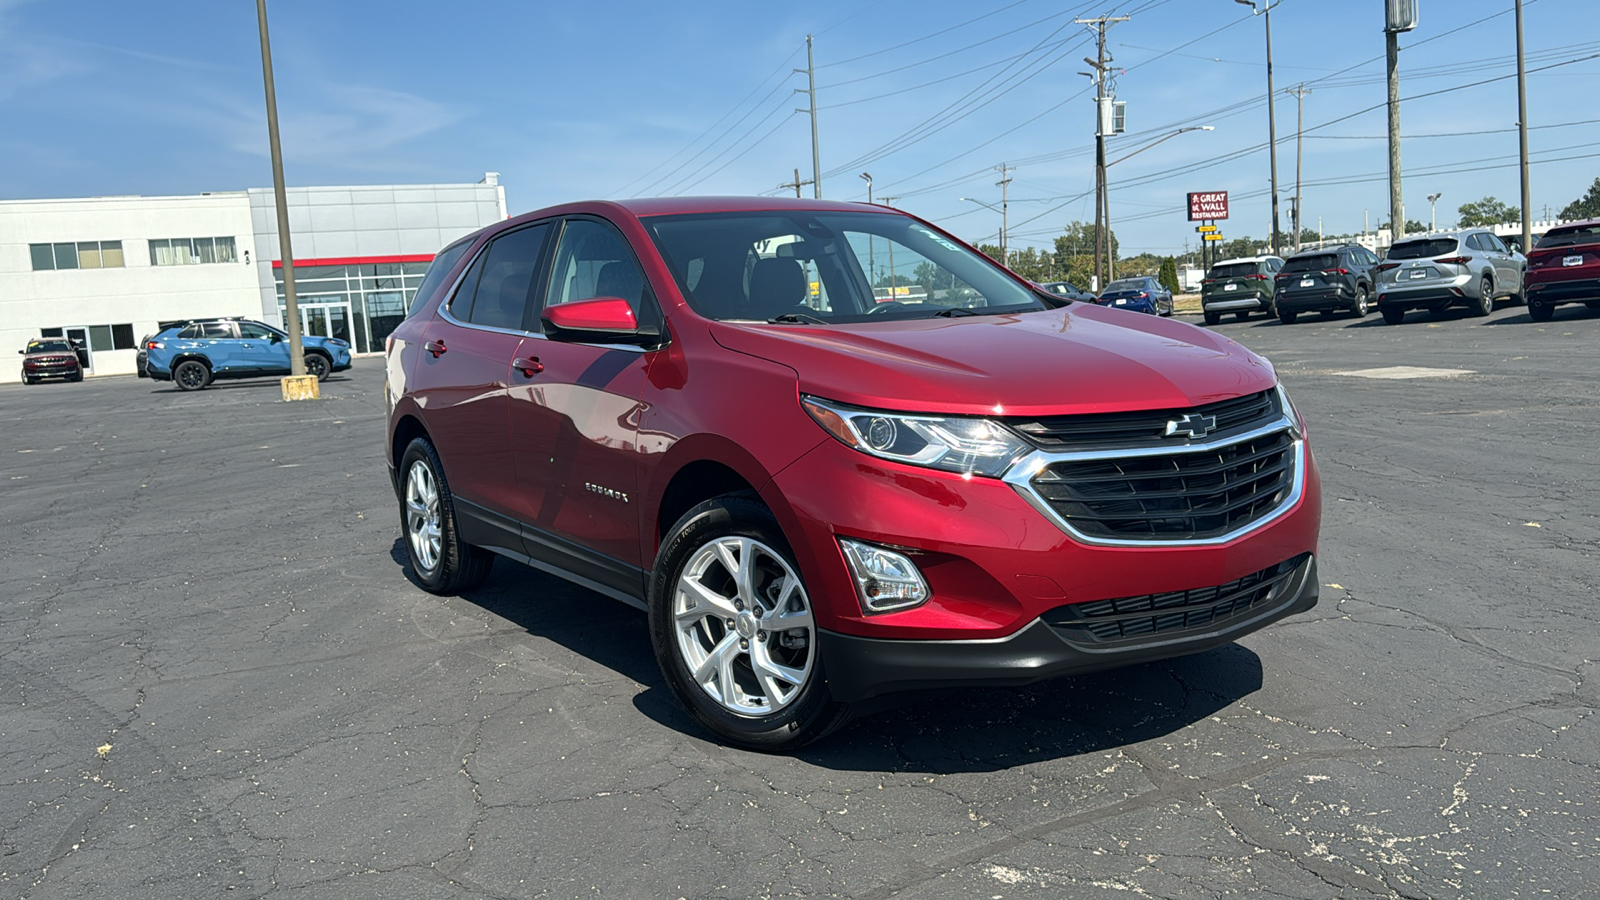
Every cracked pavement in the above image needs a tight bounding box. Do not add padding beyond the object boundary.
[1,302,1596,898]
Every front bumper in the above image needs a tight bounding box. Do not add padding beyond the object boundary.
[22,362,80,380]
[822,554,1318,702]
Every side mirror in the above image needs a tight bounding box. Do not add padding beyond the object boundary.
[541,297,654,345]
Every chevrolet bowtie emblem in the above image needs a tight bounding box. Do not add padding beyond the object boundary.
[1165,413,1218,439]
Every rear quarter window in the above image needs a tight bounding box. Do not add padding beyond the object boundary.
[406,240,474,318]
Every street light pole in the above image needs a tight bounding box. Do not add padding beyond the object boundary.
[1427,192,1442,233]
[255,0,305,382]
[1237,0,1281,255]
[1515,0,1532,252]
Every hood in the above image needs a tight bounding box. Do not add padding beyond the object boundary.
[709,305,1277,417]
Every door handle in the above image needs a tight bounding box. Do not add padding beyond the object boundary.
[425,339,447,358]
[513,357,544,377]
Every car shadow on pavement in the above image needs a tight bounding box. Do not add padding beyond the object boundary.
[150,376,348,393]
[390,540,1264,770]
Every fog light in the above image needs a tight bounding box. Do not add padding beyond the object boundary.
[839,539,930,614]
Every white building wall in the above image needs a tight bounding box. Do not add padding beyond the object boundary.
[1,193,259,379]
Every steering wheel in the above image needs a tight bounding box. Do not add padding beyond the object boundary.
[866,301,906,315]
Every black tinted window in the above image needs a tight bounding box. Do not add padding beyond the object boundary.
[406,239,473,319]
[1535,225,1600,248]
[1208,263,1258,278]
[1387,239,1457,260]
[200,322,233,339]
[178,324,202,339]
[461,223,550,330]
[546,219,651,316]
[1283,254,1338,272]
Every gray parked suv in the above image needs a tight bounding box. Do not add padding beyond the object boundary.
[1374,229,1525,324]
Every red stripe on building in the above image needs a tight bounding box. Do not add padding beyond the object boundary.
[271,253,435,269]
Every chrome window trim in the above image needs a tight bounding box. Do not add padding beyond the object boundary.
[1003,416,1305,548]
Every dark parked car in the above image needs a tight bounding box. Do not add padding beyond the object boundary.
[1524,219,1600,321]
[145,318,352,391]
[18,338,83,384]
[1201,256,1284,324]
[1095,276,1173,316]
[1273,244,1379,323]
[1373,229,1525,324]
[384,196,1321,750]
[1035,280,1095,302]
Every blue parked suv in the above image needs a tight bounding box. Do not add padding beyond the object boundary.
[146,318,351,391]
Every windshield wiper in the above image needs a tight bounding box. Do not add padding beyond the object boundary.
[932,306,980,317]
[767,312,831,325]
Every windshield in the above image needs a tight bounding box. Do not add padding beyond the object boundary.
[1536,225,1600,248]
[26,340,74,353]
[642,210,1045,323]
[1387,238,1457,259]
[1282,254,1338,272]
[1208,263,1258,278]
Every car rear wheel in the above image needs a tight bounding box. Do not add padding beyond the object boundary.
[173,359,211,391]
[1279,310,1298,325]
[1203,310,1221,326]
[399,437,493,594]
[304,352,331,381]
[1529,302,1554,322]
[649,494,849,751]
[1473,277,1494,317]
[1381,306,1405,325]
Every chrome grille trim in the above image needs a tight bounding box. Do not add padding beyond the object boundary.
[1002,416,1305,547]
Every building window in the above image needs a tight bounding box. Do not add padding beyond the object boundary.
[36,324,137,350]
[29,241,124,271]
[149,236,238,266]
[274,259,434,354]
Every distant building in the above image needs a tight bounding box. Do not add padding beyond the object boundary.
[1,173,506,381]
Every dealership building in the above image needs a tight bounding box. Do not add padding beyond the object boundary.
[1,173,506,381]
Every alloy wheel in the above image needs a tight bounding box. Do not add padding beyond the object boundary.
[672,536,816,715]
[405,460,443,574]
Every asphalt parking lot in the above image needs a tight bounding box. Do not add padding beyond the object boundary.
[3,301,1597,899]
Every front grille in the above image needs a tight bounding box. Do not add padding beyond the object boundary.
[1007,391,1277,451]
[1043,554,1308,644]
[1029,429,1296,541]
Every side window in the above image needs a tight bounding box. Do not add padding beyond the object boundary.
[200,322,234,339]
[1464,234,1484,252]
[458,223,550,331]
[545,219,651,317]
[407,239,474,318]
[238,323,277,340]
[178,324,202,339]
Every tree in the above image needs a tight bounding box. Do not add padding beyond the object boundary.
[1055,221,1118,265]
[1379,220,1428,236]
[1456,196,1518,228]
[1158,257,1180,295]
[1560,177,1600,220]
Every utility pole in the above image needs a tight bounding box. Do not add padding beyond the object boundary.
[996,163,1013,268]
[795,36,822,199]
[1236,1,1281,255]
[1515,0,1532,253]
[1384,1,1417,244]
[1289,84,1311,251]
[255,0,306,385]
[779,168,813,198]
[1076,15,1127,292]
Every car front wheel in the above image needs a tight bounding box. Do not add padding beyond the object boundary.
[649,494,849,751]
[399,437,493,593]
[1352,286,1370,317]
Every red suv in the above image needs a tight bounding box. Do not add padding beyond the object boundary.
[384,198,1322,750]
[1524,219,1600,321]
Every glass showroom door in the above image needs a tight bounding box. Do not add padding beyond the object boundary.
[299,302,353,346]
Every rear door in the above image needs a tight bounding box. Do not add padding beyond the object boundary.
[199,321,242,371]
[1482,233,1520,293]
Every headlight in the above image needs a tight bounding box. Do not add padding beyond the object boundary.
[801,396,1031,478]
[1275,382,1306,439]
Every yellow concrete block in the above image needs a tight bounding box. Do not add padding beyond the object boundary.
[280,375,321,402]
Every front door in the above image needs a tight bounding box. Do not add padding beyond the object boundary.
[63,327,92,371]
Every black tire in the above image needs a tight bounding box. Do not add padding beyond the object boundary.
[1203,310,1221,326]
[23,375,37,385]
[1278,310,1298,325]
[304,352,331,381]
[649,494,850,751]
[1529,302,1554,322]
[1352,285,1370,317]
[1381,306,1405,325]
[69,371,83,383]
[1472,277,1494,317]
[173,359,211,391]
[398,437,493,594]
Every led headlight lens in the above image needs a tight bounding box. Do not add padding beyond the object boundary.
[802,396,1031,478]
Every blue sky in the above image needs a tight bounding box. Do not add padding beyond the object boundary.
[1,0,1595,257]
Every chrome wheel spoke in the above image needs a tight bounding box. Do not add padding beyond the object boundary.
[678,576,739,622]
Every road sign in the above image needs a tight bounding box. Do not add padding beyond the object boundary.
[1202,234,1223,242]
[1195,225,1218,233]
